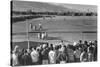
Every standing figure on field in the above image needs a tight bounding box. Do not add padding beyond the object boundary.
[29,23,33,31]
[33,25,37,31]
[38,23,42,31]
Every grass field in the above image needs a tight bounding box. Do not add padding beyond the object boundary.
[11,16,97,49]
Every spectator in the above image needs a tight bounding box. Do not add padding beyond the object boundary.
[67,45,75,63]
[93,40,97,61]
[48,47,56,64]
[30,47,39,65]
[41,44,49,64]
[11,40,97,66]
[57,46,67,64]
[12,45,20,66]
[87,46,94,62]
[74,47,81,62]
[80,48,88,62]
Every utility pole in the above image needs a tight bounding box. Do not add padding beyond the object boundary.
[26,19,30,49]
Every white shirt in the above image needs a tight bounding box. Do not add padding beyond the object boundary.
[31,50,39,63]
[12,53,18,66]
[74,49,81,58]
[49,50,56,64]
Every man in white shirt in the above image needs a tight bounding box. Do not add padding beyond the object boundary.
[30,47,39,65]
[48,48,56,64]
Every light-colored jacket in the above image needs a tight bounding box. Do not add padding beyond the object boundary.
[31,50,39,63]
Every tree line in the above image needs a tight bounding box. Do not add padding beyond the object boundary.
[12,10,97,16]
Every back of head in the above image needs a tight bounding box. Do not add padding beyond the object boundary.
[79,40,82,44]
[84,41,88,45]
[32,47,35,51]
[50,44,53,47]
[84,48,87,53]
[50,47,53,51]
[24,49,27,53]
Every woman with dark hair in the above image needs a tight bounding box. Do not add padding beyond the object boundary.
[38,46,43,65]
[87,45,94,62]
[57,45,68,64]
[20,49,32,65]
[74,47,81,62]
[41,44,49,64]
[67,45,75,63]
[21,49,28,65]
[17,48,24,65]
[55,45,60,64]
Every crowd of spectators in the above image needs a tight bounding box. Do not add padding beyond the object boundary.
[11,40,97,66]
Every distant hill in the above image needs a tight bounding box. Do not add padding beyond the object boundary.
[12,1,80,12]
